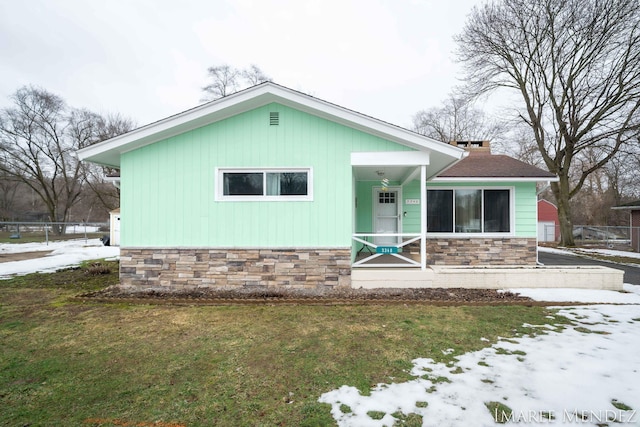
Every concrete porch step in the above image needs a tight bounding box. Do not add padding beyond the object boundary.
[352,268,435,289]
[351,265,624,290]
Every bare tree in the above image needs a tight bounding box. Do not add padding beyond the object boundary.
[412,95,506,144]
[81,113,135,217]
[0,167,20,220]
[0,86,133,232]
[201,64,271,101]
[201,65,241,101]
[242,64,272,86]
[455,0,640,246]
[499,125,546,167]
[73,111,135,220]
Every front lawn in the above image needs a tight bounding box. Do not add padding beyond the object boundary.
[0,263,565,426]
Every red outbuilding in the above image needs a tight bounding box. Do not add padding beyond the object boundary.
[538,199,560,242]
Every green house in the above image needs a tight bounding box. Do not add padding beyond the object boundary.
[78,82,557,291]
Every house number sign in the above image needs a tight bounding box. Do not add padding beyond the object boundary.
[376,246,399,254]
[405,199,420,205]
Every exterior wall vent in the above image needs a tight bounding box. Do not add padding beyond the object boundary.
[270,112,279,126]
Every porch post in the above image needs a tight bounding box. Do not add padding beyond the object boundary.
[420,164,427,271]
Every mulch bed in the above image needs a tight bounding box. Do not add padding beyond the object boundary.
[73,287,573,306]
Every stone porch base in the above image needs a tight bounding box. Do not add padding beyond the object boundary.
[119,247,351,292]
[424,237,537,265]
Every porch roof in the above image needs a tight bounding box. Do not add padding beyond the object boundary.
[351,149,468,182]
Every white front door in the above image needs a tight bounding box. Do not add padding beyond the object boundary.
[373,187,401,245]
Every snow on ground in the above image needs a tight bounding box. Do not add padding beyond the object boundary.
[320,298,640,426]
[0,239,119,279]
[3,241,640,425]
[0,238,106,255]
[578,247,640,259]
[537,246,577,256]
[538,245,640,260]
[508,284,640,304]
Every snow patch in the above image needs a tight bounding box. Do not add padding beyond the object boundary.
[538,246,577,256]
[0,239,119,279]
[578,248,640,260]
[320,305,640,426]
[509,287,640,304]
[538,245,640,260]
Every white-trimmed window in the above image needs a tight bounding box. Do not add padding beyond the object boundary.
[427,187,513,234]
[216,168,312,201]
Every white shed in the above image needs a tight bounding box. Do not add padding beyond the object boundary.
[109,208,121,246]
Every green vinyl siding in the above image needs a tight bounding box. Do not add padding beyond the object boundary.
[120,103,413,247]
[425,181,538,237]
[400,180,421,234]
[355,182,376,234]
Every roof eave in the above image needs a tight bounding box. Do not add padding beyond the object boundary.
[612,205,640,210]
[77,82,466,167]
[430,176,559,183]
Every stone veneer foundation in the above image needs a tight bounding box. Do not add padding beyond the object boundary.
[424,237,537,265]
[119,248,352,292]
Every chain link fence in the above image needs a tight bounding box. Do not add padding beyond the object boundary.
[0,222,109,245]
[539,223,639,252]
[573,225,640,252]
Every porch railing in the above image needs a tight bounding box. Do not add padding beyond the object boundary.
[352,233,422,268]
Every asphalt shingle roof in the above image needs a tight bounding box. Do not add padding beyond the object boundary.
[438,152,556,179]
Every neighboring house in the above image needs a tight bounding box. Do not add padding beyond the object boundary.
[78,82,559,292]
[613,200,640,252]
[537,199,560,242]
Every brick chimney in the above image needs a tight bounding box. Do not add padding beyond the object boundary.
[450,140,491,155]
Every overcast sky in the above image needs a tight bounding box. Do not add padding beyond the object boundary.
[0,0,487,129]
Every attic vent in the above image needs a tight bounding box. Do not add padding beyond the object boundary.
[269,112,279,126]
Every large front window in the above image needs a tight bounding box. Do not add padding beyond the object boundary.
[427,188,511,233]
[217,168,312,201]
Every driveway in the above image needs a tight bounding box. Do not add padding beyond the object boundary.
[538,251,640,285]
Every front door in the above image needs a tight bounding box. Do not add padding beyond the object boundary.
[373,187,401,245]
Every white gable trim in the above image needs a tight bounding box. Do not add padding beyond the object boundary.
[351,151,430,166]
[78,82,465,168]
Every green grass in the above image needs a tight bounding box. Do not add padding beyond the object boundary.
[611,399,633,411]
[391,411,423,426]
[0,260,119,292]
[574,326,610,335]
[485,401,513,423]
[367,410,386,420]
[0,263,566,426]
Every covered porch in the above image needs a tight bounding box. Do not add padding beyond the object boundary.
[351,151,433,270]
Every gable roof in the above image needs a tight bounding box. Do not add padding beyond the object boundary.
[77,82,465,170]
[432,152,557,182]
[538,199,557,209]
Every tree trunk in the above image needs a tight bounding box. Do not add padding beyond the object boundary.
[551,179,575,247]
